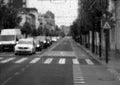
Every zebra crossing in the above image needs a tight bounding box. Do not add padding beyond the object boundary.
[0,57,100,65]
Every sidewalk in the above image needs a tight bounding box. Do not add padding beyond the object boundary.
[77,42,120,81]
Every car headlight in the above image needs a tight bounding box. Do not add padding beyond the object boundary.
[43,41,46,43]
[29,46,33,49]
[10,41,16,44]
[15,46,18,50]
[37,44,40,47]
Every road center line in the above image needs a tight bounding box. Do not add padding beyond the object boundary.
[1,77,12,85]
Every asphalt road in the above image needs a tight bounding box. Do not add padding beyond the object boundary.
[0,37,120,85]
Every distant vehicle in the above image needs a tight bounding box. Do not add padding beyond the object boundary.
[0,29,22,51]
[46,36,52,46]
[36,36,48,48]
[51,36,58,42]
[34,37,44,51]
[14,38,36,55]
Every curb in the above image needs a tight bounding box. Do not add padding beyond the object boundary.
[76,43,120,81]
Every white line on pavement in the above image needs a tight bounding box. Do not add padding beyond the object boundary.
[72,59,79,64]
[1,77,12,85]
[44,58,53,64]
[30,58,41,64]
[15,58,28,63]
[74,81,85,84]
[0,57,16,63]
[85,59,94,65]
[58,58,66,64]
[74,78,84,81]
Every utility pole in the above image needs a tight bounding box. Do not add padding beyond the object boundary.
[103,14,111,64]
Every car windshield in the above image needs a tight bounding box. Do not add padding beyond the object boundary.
[0,35,15,41]
[18,41,32,44]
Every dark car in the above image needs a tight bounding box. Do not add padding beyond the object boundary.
[36,41,43,51]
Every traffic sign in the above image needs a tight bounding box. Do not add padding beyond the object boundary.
[103,21,111,29]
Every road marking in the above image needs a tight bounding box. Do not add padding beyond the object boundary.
[85,59,94,65]
[0,57,15,63]
[74,78,84,81]
[58,58,66,64]
[30,58,41,64]
[73,59,79,64]
[74,81,85,84]
[44,58,53,64]
[1,77,12,85]
[15,58,28,63]
[74,77,84,79]
[73,64,86,85]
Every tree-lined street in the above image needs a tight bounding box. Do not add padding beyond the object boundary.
[0,37,120,85]
[0,0,120,85]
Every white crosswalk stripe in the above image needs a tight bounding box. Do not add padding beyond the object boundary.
[0,57,16,63]
[44,58,53,64]
[15,58,28,63]
[0,57,95,65]
[85,59,94,65]
[58,58,66,64]
[30,58,41,64]
[72,59,79,64]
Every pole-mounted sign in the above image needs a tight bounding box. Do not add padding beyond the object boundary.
[103,21,111,29]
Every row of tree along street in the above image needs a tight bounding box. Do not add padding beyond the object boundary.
[0,1,65,38]
[70,0,116,63]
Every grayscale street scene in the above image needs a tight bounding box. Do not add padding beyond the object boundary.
[0,0,120,85]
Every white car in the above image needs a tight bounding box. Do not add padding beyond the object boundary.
[14,38,36,55]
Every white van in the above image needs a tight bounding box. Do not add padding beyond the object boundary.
[0,29,22,51]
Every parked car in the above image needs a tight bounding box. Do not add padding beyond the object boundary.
[14,38,36,55]
[35,36,46,49]
[45,36,52,46]
[35,40,43,51]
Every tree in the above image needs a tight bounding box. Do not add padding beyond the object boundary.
[21,22,32,37]
[0,3,21,29]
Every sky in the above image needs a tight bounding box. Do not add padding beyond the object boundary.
[28,0,78,26]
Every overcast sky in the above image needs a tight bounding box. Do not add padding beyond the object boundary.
[28,0,78,26]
